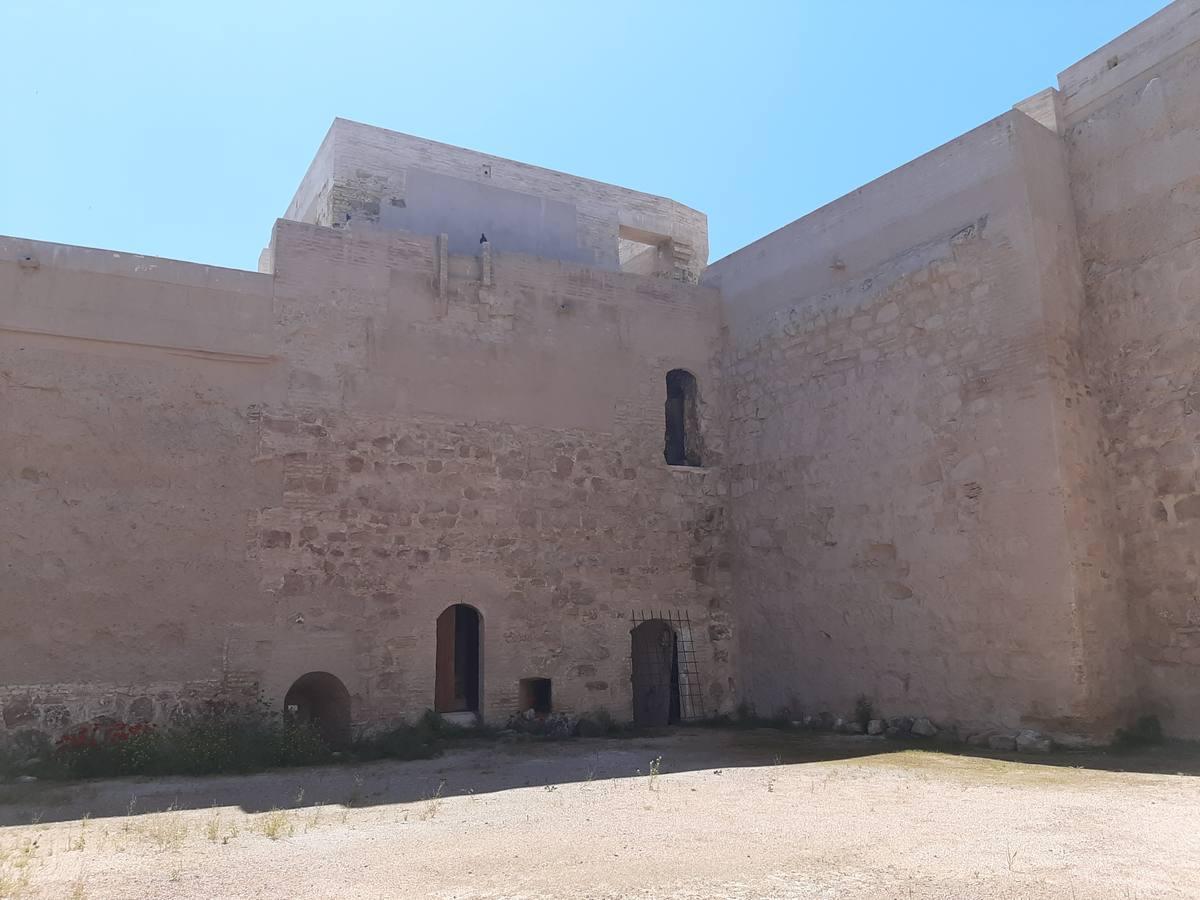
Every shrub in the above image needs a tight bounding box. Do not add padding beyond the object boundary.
[160,701,329,775]
[736,701,758,723]
[351,709,496,761]
[6,700,331,781]
[577,707,619,737]
[1114,714,1164,749]
[854,695,874,731]
[48,721,164,779]
[357,716,444,761]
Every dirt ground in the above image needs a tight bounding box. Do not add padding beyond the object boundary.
[1,728,1197,899]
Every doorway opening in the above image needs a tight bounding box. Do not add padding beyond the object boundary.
[284,671,352,749]
[435,604,482,714]
[631,619,681,727]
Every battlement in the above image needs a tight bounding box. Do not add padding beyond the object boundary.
[264,117,708,283]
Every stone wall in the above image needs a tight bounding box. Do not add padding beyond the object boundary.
[246,221,734,722]
[704,110,1131,740]
[0,222,734,747]
[269,118,708,281]
[6,1,1200,749]
[1061,1,1200,737]
[0,238,280,747]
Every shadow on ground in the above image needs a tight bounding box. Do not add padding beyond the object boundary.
[1,727,1196,827]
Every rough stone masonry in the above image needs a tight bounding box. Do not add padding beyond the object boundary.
[3,1,1200,749]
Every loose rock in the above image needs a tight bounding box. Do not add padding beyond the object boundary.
[911,717,938,738]
[987,734,1017,751]
[1015,729,1053,753]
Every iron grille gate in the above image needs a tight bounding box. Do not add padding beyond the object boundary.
[630,609,706,722]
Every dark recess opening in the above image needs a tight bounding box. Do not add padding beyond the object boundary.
[519,677,552,714]
[435,604,482,713]
[284,671,352,749]
[664,369,702,467]
[631,620,681,727]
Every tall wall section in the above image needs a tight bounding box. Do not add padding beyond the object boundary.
[1060,0,1200,738]
[0,224,734,745]
[267,118,708,281]
[705,110,1131,739]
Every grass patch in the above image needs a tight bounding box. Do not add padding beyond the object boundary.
[647,755,663,792]
[257,809,295,841]
[203,807,221,843]
[419,780,446,821]
[0,838,39,898]
[142,805,189,850]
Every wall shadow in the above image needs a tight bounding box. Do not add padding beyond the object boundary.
[1,727,1196,827]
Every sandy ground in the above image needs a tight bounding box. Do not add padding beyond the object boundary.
[1,728,1198,899]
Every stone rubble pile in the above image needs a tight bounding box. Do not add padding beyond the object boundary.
[505,708,579,739]
[793,711,1057,753]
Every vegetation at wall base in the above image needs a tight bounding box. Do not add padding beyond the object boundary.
[0,705,633,783]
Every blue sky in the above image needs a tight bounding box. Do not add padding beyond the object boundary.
[0,1,1167,271]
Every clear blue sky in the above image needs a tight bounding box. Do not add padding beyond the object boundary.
[0,1,1167,271]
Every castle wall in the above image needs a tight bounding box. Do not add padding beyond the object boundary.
[0,223,734,745]
[1060,2,1200,737]
[5,1,1200,749]
[0,239,282,737]
[704,110,1130,738]
[273,118,708,280]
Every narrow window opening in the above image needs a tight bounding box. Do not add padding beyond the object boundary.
[665,369,702,467]
[519,677,552,715]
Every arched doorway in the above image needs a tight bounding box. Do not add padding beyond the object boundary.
[631,620,681,726]
[284,671,352,748]
[435,604,482,714]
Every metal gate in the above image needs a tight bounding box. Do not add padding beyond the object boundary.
[630,609,706,723]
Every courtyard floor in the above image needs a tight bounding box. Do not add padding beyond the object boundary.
[1,728,1197,899]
